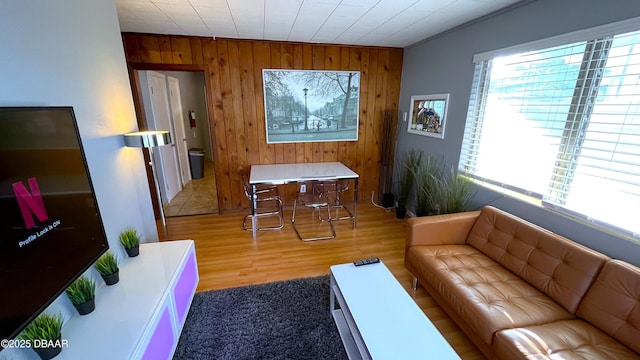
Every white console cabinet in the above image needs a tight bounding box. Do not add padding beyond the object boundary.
[57,240,198,360]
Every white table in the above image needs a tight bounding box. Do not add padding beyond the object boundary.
[249,162,359,240]
[330,261,461,360]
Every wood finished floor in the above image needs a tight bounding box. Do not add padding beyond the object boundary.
[159,203,485,360]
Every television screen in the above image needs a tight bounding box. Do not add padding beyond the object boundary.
[0,107,109,341]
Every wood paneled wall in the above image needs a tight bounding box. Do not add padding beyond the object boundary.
[122,33,403,213]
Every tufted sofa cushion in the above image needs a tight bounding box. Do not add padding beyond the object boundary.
[466,206,609,313]
[576,260,640,354]
[494,319,640,359]
[406,244,575,345]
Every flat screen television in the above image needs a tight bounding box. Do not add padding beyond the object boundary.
[0,107,109,341]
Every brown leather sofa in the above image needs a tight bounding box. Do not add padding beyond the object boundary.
[405,206,640,359]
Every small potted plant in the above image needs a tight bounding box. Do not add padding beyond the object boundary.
[65,276,96,315]
[19,312,64,360]
[93,251,119,285]
[119,227,141,257]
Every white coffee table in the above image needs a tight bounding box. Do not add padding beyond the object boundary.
[330,261,460,360]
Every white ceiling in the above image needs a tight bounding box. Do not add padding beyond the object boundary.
[116,0,522,48]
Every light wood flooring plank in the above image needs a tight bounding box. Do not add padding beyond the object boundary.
[159,203,485,360]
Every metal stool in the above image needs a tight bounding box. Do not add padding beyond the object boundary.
[242,176,284,231]
[291,181,336,241]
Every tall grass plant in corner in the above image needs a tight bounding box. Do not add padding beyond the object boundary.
[437,167,477,214]
[415,154,446,217]
[394,149,423,218]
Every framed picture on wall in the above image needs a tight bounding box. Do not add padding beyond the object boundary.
[407,94,449,139]
[262,69,360,144]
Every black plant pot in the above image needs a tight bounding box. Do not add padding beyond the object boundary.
[382,193,395,208]
[396,207,407,219]
[101,269,119,286]
[125,245,139,257]
[74,297,95,315]
[33,337,63,360]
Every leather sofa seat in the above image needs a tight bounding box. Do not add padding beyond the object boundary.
[407,245,574,344]
[494,320,639,359]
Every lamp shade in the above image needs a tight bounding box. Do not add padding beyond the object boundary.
[123,130,171,148]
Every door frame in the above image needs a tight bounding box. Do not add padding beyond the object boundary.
[126,63,219,219]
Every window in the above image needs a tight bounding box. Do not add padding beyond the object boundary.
[460,20,640,239]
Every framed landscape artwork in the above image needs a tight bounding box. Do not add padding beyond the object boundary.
[407,94,449,139]
[262,69,360,144]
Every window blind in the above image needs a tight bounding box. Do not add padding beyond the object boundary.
[460,27,640,239]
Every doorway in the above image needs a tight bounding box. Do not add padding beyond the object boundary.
[137,69,217,217]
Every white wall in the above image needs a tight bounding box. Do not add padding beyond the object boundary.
[0,1,157,357]
[0,0,158,245]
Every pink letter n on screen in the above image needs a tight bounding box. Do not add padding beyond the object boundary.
[13,177,48,229]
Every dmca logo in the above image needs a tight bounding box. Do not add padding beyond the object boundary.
[12,177,48,229]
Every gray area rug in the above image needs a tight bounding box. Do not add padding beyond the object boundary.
[173,275,348,360]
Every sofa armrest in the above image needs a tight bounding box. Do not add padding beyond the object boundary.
[406,211,481,247]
